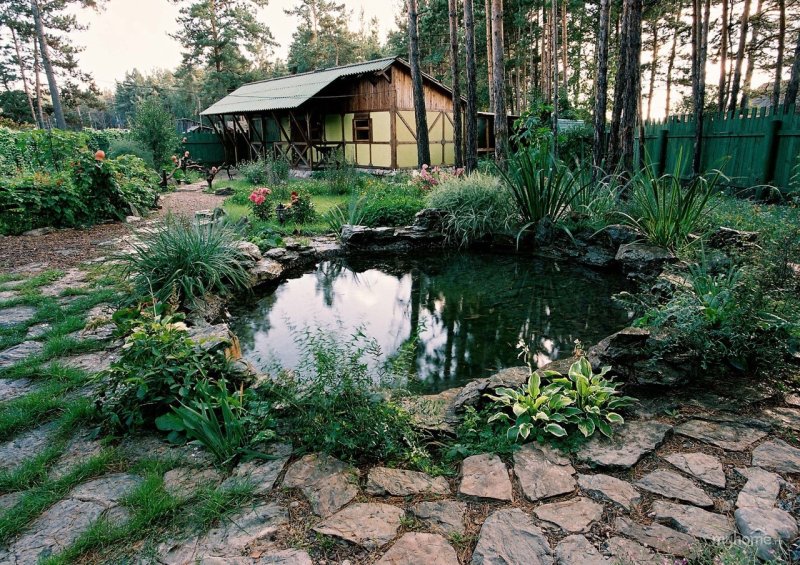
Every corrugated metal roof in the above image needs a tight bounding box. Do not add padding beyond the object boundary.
[201,57,397,116]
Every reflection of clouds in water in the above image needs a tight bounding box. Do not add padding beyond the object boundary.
[232,255,631,393]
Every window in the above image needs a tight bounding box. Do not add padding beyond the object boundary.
[353,115,372,143]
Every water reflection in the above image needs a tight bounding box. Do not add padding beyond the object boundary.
[231,253,631,393]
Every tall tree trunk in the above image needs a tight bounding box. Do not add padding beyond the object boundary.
[485,0,494,110]
[8,25,37,126]
[408,0,431,166]
[740,0,764,109]
[464,0,479,172]
[647,19,659,121]
[665,3,681,117]
[593,0,611,173]
[32,38,44,128]
[786,31,800,107]
[718,0,729,110]
[692,0,711,175]
[491,0,508,163]
[610,0,643,174]
[561,1,568,101]
[551,0,559,159]
[773,0,786,108]
[728,0,751,113]
[31,0,64,129]
[449,0,463,167]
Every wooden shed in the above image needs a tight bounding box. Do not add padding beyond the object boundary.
[200,57,499,169]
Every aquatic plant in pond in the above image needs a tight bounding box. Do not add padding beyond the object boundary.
[231,253,631,393]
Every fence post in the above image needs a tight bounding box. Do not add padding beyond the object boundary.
[762,117,782,185]
[657,129,669,175]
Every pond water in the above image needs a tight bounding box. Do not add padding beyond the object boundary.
[231,252,633,393]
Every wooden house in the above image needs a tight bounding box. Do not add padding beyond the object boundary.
[200,56,502,169]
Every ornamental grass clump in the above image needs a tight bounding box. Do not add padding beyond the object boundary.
[487,342,635,442]
[618,159,722,249]
[120,216,251,306]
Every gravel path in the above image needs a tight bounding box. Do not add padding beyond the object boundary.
[0,183,225,272]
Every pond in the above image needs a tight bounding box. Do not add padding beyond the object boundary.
[231,252,633,393]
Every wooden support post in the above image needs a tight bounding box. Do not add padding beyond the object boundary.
[657,129,669,176]
[763,117,782,184]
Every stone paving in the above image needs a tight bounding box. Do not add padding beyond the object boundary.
[1,253,800,563]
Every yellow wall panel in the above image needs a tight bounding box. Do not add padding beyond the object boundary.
[325,115,343,142]
[443,114,454,141]
[344,143,356,161]
[343,114,354,142]
[443,143,455,165]
[428,144,443,166]
[371,144,391,167]
[356,145,371,166]
[397,145,418,168]
[371,112,391,143]
[397,111,417,143]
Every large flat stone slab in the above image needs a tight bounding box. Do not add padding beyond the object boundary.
[650,500,734,542]
[459,453,513,501]
[751,440,800,473]
[4,473,141,564]
[735,467,783,509]
[762,407,800,431]
[366,466,450,496]
[555,534,611,564]
[0,306,37,329]
[514,443,576,502]
[577,473,641,511]
[664,452,725,488]
[281,453,358,517]
[471,508,553,565]
[735,506,799,561]
[614,516,696,557]
[223,449,290,495]
[635,469,713,508]
[52,351,118,373]
[0,341,44,368]
[163,467,223,499]
[377,532,459,565]
[534,496,604,533]
[410,500,466,536]
[577,421,672,469]
[675,419,767,451]
[605,537,661,565]
[313,503,404,549]
[0,378,37,402]
[0,424,55,472]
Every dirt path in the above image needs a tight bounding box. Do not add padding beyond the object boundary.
[0,183,225,273]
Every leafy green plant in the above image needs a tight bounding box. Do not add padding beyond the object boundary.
[287,190,317,223]
[618,158,722,249]
[357,180,425,227]
[156,379,276,464]
[119,217,251,306]
[97,308,244,432]
[130,98,180,167]
[487,346,635,441]
[426,172,518,246]
[107,138,155,169]
[269,329,427,464]
[497,145,583,242]
[321,149,360,195]
[324,194,367,234]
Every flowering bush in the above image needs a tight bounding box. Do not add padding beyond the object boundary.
[249,187,273,220]
[411,164,465,191]
[286,190,317,224]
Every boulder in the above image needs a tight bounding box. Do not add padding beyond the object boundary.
[412,208,446,231]
[708,227,758,249]
[615,243,676,274]
[451,366,530,412]
[234,240,263,263]
[599,224,640,247]
[249,258,284,286]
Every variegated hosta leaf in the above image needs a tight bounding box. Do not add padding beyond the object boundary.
[544,423,567,437]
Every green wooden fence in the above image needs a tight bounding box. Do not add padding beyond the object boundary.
[182,131,226,165]
[641,105,800,191]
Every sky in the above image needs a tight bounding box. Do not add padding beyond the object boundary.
[71,0,402,90]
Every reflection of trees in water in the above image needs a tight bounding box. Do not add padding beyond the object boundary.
[314,261,345,307]
[406,255,626,390]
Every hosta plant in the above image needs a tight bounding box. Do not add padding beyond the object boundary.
[486,353,636,442]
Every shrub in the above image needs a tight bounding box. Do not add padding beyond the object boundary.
[270,329,426,464]
[131,98,180,167]
[487,344,635,442]
[287,190,317,224]
[107,138,155,168]
[248,187,274,221]
[97,308,244,432]
[411,164,464,191]
[427,172,517,246]
[358,181,426,227]
[619,159,721,249]
[497,146,583,240]
[321,150,360,195]
[239,153,290,186]
[72,153,158,219]
[0,172,86,234]
[119,217,252,306]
